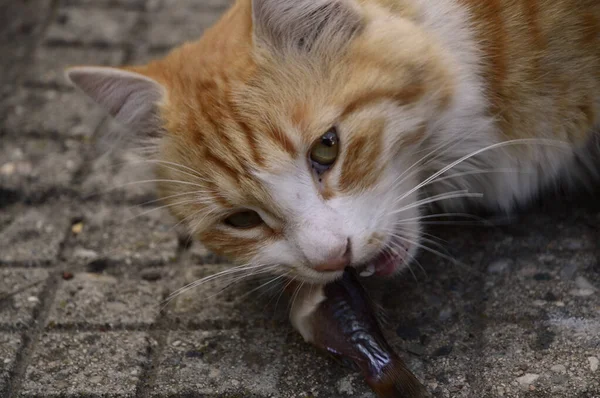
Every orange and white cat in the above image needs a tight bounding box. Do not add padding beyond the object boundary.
[68,0,599,313]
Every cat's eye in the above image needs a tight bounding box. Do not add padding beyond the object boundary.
[310,127,339,167]
[224,210,263,229]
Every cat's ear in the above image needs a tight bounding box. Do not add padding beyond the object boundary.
[251,0,363,54]
[65,66,166,135]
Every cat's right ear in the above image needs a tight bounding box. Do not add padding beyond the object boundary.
[65,66,166,136]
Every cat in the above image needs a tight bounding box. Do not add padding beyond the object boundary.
[67,0,599,346]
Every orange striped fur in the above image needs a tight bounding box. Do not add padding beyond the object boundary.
[68,0,599,283]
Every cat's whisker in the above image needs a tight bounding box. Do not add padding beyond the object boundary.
[388,239,426,278]
[159,265,277,313]
[392,189,473,207]
[388,129,471,193]
[133,190,215,208]
[289,280,305,313]
[394,138,570,205]
[382,228,449,255]
[390,212,492,226]
[126,159,209,182]
[164,262,270,303]
[385,244,419,281]
[428,167,529,186]
[272,275,297,312]
[391,191,484,215]
[417,230,448,245]
[203,265,281,300]
[392,235,474,272]
[84,178,209,200]
[122,198,206,223]
[242,271,292,301]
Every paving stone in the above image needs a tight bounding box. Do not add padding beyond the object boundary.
[150,328,284,397]
[0,333,23,394]
[46,8,138,46]
[483,251,599,320]
[47,272,165,327]
[25,46,126,88]
[0,268,49,329]
[62,203,179,267]
[20,332,148,397]
[0,207,70,266]
[3,88,105,138]
[0,137,83,197]
[472,321,600,397]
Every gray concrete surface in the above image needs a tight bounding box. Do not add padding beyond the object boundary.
[1,0,599,397]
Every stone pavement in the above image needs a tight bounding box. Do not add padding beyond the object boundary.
[1,1,599,397]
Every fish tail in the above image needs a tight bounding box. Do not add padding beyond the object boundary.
[367,357,428,398]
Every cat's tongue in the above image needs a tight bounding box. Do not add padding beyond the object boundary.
[359,251,401,277]
[373,252,399,276]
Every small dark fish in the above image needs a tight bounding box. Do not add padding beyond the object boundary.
[290,268,428,398]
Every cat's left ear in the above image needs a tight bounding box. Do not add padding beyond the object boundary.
[251,0,363,54]
[65,66,166,137]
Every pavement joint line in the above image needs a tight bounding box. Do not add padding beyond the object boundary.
[0,0,61,90]
[5,272,62,398]
[134,319,169,397]
[60,2,150,12]
[43,40,129,50]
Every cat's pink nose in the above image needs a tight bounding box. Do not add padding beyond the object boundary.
[313,239,351,272]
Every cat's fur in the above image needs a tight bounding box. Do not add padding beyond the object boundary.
[67,0,599,289]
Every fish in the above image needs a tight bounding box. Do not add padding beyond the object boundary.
[290,268,428,397]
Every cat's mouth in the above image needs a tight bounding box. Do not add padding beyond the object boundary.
[355,239,410,278]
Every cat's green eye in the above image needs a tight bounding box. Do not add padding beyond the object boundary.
[310,128,339,167]
[224,210,263,229]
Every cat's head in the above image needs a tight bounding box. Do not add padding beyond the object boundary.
[67,0,454,284]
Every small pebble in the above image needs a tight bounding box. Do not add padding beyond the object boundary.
[589,357,599,372]
[551,364,566,374]
[487,259,512,274]
[141,269,162,282]
[0,162,15,175]
[336,375,355,395]
[570,289,595,297]
[172,340,182,347]
[575,276,597,292]
[71,222,84,234]
[516,373,539,390]
[27,296,39,303]
[560,263,578,280]
[74,248,99,260]
[439,308,453,322]
[62,271,74,281]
